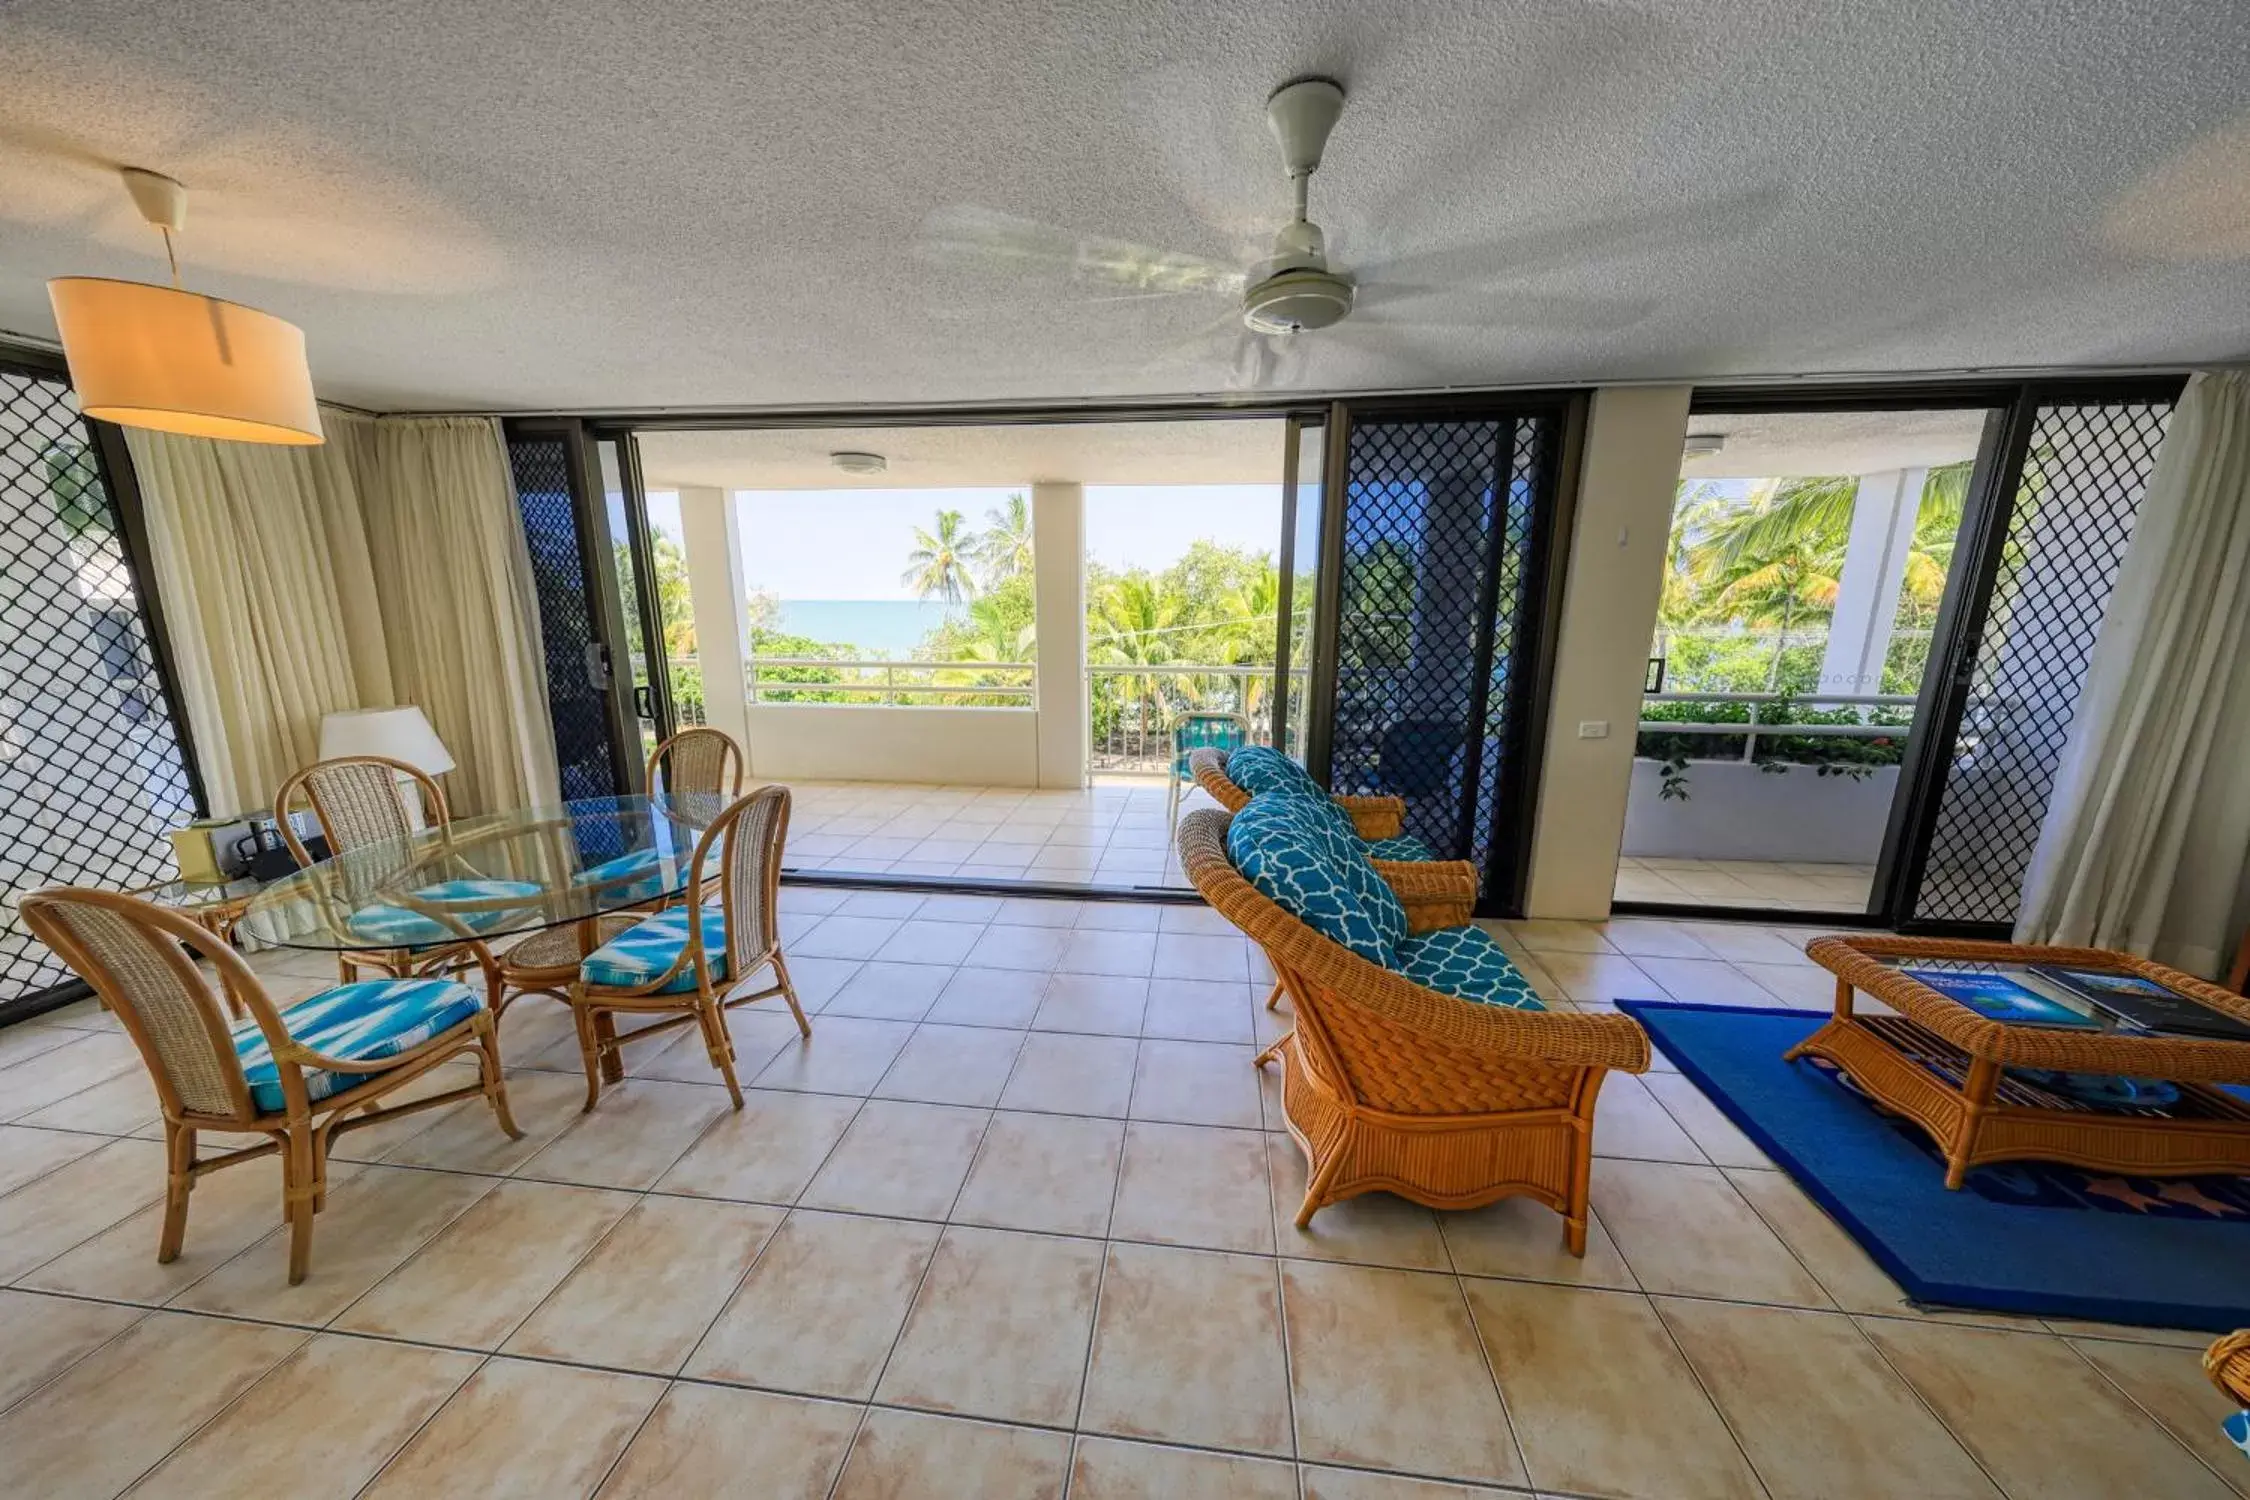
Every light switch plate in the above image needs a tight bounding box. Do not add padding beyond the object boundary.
[1577,721,1609,739]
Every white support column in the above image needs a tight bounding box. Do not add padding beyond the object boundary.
[1817,467,1926,697]
[675,485,754,763]
[1030,481,1087,789]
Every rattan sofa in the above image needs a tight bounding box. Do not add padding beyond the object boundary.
[1189,746,1409,840]
[1177,807,1649,1253]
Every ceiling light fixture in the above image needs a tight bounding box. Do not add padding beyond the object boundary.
[46,168,323,446]
[830,451,887,475]
[1682,433,1726,458]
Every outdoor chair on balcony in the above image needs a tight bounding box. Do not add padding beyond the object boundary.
[19,888,519,1284]
[561,726,748,916]
[570,784,809,1110]
[1177,797,1649,1252]
[1167,710,1253,835]
[1190,744,1437,861]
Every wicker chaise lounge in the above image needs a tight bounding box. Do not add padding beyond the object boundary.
[1189,745,1435,860]
[1177,806,1649,1252]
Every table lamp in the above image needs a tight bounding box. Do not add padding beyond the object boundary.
[318,706,455,777]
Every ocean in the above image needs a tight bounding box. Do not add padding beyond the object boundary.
[771,599,954,657]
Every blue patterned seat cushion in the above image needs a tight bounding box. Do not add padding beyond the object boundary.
[572,844,722,906]
[1364,835,1436,861]
[579,905,729,993]
[234,977,483,1113]
[1225,792,1407,965]
[1393,925,1546,1011]
[345,878,544,948]
[1227,744,1322,799]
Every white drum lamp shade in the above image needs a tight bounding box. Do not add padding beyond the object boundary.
[318,707,455,776]
[48,277,324,446]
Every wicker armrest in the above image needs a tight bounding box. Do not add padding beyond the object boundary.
[1187,748,1250,812]
[1375,859,1478,933]
[1336,794,1406,840]
[1313,962,1653,1075]
[2207,1330,2250,1405]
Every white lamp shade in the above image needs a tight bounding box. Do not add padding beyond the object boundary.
[48,276,324,446]
[319,707,454,775]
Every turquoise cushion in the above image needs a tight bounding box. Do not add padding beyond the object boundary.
[1227,745,1323,799]
[1393,925,1546,1011]
[2224,1409,2250,1462]
[346,878,543,948]
[1226,792,1407,965]
[580,905,729,994]
[573,845,722,906]
[235,977,484,1113]
[1364,834,1436,861]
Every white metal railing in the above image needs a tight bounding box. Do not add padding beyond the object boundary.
[745,657,1034,707]
[1088,663,1310,773]
[1638,691,1915,763]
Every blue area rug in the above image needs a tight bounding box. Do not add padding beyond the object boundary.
[1616,999,2250,1332]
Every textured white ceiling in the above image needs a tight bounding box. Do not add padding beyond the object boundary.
[1679,408,1990,479]
[640,419,1288,490]
[2,2,2246,413]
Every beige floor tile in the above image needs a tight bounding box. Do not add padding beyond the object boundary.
[1079,1242,1293,1455]
[1075,901,1162,930]
[794,914,906,959]
[1110,1121,1275,1254]
[174,1164,496,1326]
[799,1098,989,1219]
[753,1014,916,1094]
[873,919,985,966]
[1689,925,1817,965]
[1505,918,1619,955]
[359,1356,664,1499]
[0,1309,305,1499]
[1592,1072,1708,1163]
[1034,972,1151,1034]
[14,1068,161,1136]
[2042,1318,2210,1348]
[685,1208,939,1398]
[634,1003,804,1085]
[504,1196,781,1372]
[998,897,1084,927]
[1058,928,1159,978]
[874,1023,1026,1107]
[655,1087,863,1203]
[1537,951,1666,1004]
[1634,957,1788,1007]
[0,1288,142,1412]
[1598,919,1719,959]
[878,1224,1103,1425]
[771,953,864,1007]
[0,1123,118,1197]
[1299,1469,1536,1499]
[1440,1198,1637,1289]
[1660,1296,1998,1499]
[1140,977,1257,1042]
[2071,1336,2250,1496]
[1068,1435,1297,1499]
[0,1029,141,1121]
[1738,960,1840,1009]
[969,923,1076,971]
[1153,932,1251,981]
[1592,1158,1831,1306]
[952,1109,1124,1236]
[375,1066,586,1174]
[597,1383,862,1498]
[916,893,1007,923]
[928,966,1049,1027]
[1464,1279,1758,1499]
[333,1178,633,1347]
[1281,1259,1525,1485]
[0,1135,165,1280]
[833,1408,1071,1500]
[823,959,954,1021]
[1268,1135,1450,1271]
[1643,1072,1773,1168]
[516,1077,731,1190]
[0,1021,81,1072]
[1130,1039,1263,1128]
[999,1031,1140,1117]
[128,1332,480,1500]
[1860,1319,2233,1500]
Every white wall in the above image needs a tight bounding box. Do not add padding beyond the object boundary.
[741,704,1039,785]
[1031,480,1086,789]
[1622,761,1898,863]
[1525,386,1694,919]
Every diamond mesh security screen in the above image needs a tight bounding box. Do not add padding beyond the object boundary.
[1326,413,1560,901]
[507,434,624,802]
[1912,400,2172,926]
[1,368,197,1003]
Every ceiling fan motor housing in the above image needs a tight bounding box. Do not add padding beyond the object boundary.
[1242,266,1354,334]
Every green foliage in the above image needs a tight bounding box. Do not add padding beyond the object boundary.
[901,508,981,606]
[43,440,108,538]
[1636,694,1913,800]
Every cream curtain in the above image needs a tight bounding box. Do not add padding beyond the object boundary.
[131,409,560,819]
[2016,370,2250,976]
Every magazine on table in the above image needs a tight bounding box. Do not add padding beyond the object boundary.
[1890,961,2250,1040]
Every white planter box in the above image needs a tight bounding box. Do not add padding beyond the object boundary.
[1622,759,1899,864]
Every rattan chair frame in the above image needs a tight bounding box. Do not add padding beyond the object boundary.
[569,785,810,1111]
[1188,746,1411,840]
[647,726,746,800]
[19,887,519,1284]
[2207,1329,2250,1406]
[1176,808,1649,1253]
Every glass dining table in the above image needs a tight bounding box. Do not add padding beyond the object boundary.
[242,794,730,954]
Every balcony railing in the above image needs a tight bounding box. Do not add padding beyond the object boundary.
[746,657,1034,707]
[1637,691,1916,764]
[1089,663,1309,774]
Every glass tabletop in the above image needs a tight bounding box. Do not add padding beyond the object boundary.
[242,794,729,951]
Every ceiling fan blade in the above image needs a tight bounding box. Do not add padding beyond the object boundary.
[916,204,1244,297]
[1354,285,1657,334]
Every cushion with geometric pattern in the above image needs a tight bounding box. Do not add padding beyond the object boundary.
[1364,834,1437,861]
[1392,924,1545,1010]
[579,905,729,994]
[1225,791,1407,965]
[234,976,484,1112]
[344,878,544,948]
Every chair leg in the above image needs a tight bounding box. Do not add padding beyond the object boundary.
[337,954,356,987]
[700,1002,744,1110]
[475,1015,524,1139]
[1262,980,1286,1012]
[283,1123,317,1285]
[594,1011,625,1084]
[158,1121,194,1263]
[571,989,605,1113]
[1294,1140,1346,1229]
[768,953,813,1038]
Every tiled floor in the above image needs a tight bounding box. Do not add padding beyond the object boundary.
[0,897,2240,1499]
[779,777,1212,890]
[1616,856,1878,913]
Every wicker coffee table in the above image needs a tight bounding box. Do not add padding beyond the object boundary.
[1797,935,2250,1188]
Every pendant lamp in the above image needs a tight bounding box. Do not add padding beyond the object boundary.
[47,168,323,446]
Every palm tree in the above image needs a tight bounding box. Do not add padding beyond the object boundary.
[1089,574,1182,745]
[902,509,981,608]
[973,493,1033,587]
[1216,561,1283,722]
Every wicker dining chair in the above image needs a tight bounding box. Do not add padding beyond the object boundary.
[570,784,809,1110]
[1176,807,1649,1252]
[647,726,745,801]
[19,888,519,1284]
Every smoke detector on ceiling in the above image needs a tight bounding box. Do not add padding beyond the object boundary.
[830,451,887,475]
[1682,433,1726,458]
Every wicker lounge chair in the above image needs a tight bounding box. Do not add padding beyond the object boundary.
[1189,745,1435,861]
[1177,807,1649,1253]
